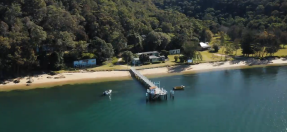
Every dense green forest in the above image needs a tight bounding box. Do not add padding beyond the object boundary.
[0,0,286,78]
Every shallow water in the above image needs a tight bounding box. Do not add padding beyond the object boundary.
[1,66,287,132]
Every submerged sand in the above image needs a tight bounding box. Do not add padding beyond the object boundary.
[1,58,287,91]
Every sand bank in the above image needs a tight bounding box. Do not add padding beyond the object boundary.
[1,58,287,91]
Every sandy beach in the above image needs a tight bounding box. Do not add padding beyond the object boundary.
[1,58,287,91]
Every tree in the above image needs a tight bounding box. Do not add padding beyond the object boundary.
[193,52,203,63]
[75,41,88,52]
[280,32,287,48]
[0,21,9,36]
[227,26,242,41]
[139,54,149,64]
[212,44,219,53]
[218,31,227,59]
[160,50,169,58]
[81,53,96,59]
[49,52,64,71]
[241,30,255,56]
[233,39,241,55]
[256,31,280,56]
[55,31,75,51]
[127,33,143,53]
[22,0,46,23]
[122,51,134,64]
[145,31,171,51]
[256,5,265,14]
[5,3,22,25]
[101,43,114,60]
[182,39,199,61]
[161,22,174,33]
[90,37,114,63]
[201,29,213,42]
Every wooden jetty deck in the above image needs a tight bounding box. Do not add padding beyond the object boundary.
[130,67,168,101]
[130,67,156,87]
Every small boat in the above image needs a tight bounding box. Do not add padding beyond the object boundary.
[173,85,185,90]
[103,90,112,95]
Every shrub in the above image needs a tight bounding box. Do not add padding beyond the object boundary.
[112,57,118,64]
[179,56,186,63]
[174,56,179,62]
[213,45,219,53]
[161,50,169,58]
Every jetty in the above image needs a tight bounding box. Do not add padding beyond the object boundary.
[130,67,168,101]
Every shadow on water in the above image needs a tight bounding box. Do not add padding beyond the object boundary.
[239,67,265,86]
[265,66,280,75]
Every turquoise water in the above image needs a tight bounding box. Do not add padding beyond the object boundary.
[1,66,287,132]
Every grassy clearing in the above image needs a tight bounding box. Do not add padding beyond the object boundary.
[274,48,287,56]
[210,36,287,57]
[217,46,287,57]
[88,57,128,71]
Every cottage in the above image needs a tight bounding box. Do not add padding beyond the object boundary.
[74,59,97,68]
[169,49,181,55]
[137,51,159,57]
[132,51,165,65]
[149,56,165,63]
[132,58,140,65]
[199,42,211,51]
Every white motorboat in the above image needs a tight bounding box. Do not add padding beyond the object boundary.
[103,90,112,95]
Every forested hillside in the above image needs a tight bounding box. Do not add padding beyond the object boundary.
[0,0,202,76]
[153,0,287,57]
[0,0,287,77]
[154,0,287,31]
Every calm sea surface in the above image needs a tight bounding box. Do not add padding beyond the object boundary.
[1,66,287,132]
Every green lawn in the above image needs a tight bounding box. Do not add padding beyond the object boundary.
[210,36,287,57]
[218,46,287,57]
[274,47,287,56]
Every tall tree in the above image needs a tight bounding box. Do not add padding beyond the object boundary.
[241,30,255,56]
[145,31,171,51]
[122,51,134,64]
[182,39,199,61]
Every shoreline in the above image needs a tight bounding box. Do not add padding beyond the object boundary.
[1,58,287,92]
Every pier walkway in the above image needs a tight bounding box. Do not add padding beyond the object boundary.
[130,67,167,100]
[130,67,156,87]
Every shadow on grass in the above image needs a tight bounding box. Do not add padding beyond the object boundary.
[205,55,287,67]
[229,56,283,66]
[168,65,191,73]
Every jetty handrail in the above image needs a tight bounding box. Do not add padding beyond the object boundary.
[130,67,156,87]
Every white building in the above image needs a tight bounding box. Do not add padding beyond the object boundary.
[199,42,211,50]
[169,49,181,55]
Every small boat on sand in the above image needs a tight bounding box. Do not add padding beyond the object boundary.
[103,90,112,95]
[173,85,185,90]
